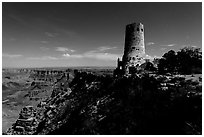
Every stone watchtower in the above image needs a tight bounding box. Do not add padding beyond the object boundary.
[115,22,146,75]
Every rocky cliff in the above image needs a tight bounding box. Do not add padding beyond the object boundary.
[5,72,202,135]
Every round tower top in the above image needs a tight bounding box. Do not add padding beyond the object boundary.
[126,22,143,27]
[126,22,144,33]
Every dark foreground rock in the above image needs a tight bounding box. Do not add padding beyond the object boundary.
[5,72,202,135]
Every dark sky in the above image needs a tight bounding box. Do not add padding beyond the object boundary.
[2,2,202,68]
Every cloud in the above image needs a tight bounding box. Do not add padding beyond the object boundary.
[61,46,120,61]
[83,46,118,54]
[40,46,49,51]
[84,52,120,61]
[45,32,59,37]
[62,54,83,58]
[160,48,167,51]
[162,44,176,47]
[56,47,75,53]
[97,46,117,51]
[181,45,198,48]
[62,53,71,57]
[27,56,58,60]
[166,44,176,47]
[62,52,120,61]
[146,42,155,46]
[3,53,23,58]
[40,41,49,44]
[58,46,120,61]
[54,28,77,38]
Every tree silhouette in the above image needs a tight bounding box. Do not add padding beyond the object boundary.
[158,47,202,74]
[163,50,178,73]
[177,47,202,74]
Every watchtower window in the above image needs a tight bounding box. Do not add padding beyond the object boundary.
[137,28,140,31]
[141,29,143,32]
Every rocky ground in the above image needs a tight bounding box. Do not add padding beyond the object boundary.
[4,71,202,135]
[2,71,30,132]
[2,70,53,132]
